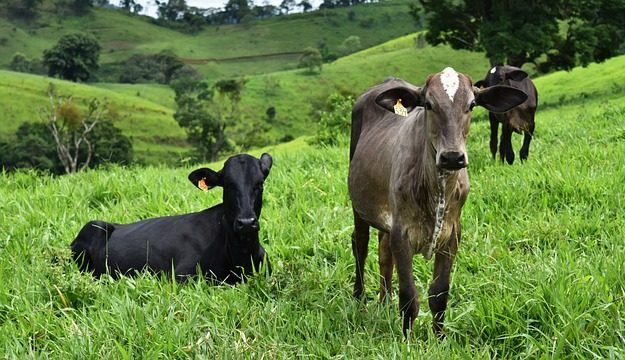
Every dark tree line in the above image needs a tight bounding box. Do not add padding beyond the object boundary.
[0,0,97,20]
[414,0,625,71]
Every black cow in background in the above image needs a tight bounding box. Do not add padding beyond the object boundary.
[71,153,273,284]
[475,66,538,164]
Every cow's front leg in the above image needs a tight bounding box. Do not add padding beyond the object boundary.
[428,223,460,338]
[519,121,535,162]
[378,231,393,301]
[500,120,515,164]
[391,224,418,337]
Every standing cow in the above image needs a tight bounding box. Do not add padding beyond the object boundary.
[475,65,538,164]
[348,68,527,337]
[71,153,273,284]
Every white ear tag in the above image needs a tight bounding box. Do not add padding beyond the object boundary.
[393,99,408,117]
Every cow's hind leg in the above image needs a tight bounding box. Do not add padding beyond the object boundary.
[352,211,370,298]
[520,121,535,162]
[489,114,499,160]
[428,223,460,338]
[378,231,393,301]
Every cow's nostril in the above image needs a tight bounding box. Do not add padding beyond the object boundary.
[236,217,259,231]
[440,151,466,169]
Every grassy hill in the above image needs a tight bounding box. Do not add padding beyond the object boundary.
[0,70,185,164]
[4,30,625,165]
[1,57,624,357]
[0,0,419,80]
[0,34,492,165]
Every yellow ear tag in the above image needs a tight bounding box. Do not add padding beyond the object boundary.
[198,177,210,192]
[393,99,408,117]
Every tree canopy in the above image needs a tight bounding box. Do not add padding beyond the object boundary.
[414,0,625,70]
[43,33,101,82]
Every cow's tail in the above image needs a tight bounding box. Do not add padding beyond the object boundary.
[70,220,115,275]
[349,96,366,162]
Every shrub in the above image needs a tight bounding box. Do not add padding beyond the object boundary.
[309,93,354,147]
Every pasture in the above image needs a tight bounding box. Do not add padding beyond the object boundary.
[1,80,624,357]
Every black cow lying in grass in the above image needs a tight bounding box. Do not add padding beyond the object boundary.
[71,153,273,284]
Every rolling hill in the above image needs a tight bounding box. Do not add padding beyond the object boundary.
[3,27,625,166]
[0,0,419,80]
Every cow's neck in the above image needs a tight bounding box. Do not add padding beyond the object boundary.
[223,216,262,269]
[413,114,459,257]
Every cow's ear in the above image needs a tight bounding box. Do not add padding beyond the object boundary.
[375,86,423,114]
[475,85,528,113]
[506,69,528,82]
[188,168,222,192]
[259,153,272,179]
[474,80,487,89]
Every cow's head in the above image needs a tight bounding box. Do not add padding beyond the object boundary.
[188,153,273,236]
[474,65,528,89]
[376,67,527,170]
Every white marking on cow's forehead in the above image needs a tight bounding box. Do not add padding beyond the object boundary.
[490,67,497,74]
[439,67,459,102]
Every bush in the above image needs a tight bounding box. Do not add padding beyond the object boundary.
[118,51,185,84]
[0,121,132,175]
[309,93,354,147]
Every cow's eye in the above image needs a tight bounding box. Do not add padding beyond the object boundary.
[425,101,433,110]
[469,101,476,111]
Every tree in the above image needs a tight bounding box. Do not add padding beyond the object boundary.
[173,79,229,162]
[9,53,31,73]
[119,0,135,10]
[224,0,251,23]
[280,0,295,14]
[339,35,361,55]
[40,84,105,174]
[156,0,188,21]
[0,120,132,174]
[415,0,625,70]
[69,0,93,14]
[299,47,323,74]
[3,0,43,20]
[298,0,312,13]
[43,33,101,82]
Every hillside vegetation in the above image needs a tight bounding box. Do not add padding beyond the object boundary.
[1,55,624,356]
[5,31,625,166]
[0,70,184,164]
[0,33,492,165]
[0,0,418,80]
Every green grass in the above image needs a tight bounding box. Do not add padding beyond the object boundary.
[0,0,419,80]
[1,77,624,357]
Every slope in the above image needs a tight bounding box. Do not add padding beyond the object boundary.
[0,70,185,165]
[0,0,418,80]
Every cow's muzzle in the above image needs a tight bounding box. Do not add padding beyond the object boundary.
[235,217,259,234]
[438,151,467,170]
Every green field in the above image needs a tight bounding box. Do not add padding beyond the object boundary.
[0,34,492,165]
[0,0,418,80]
[1,56,624,357]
